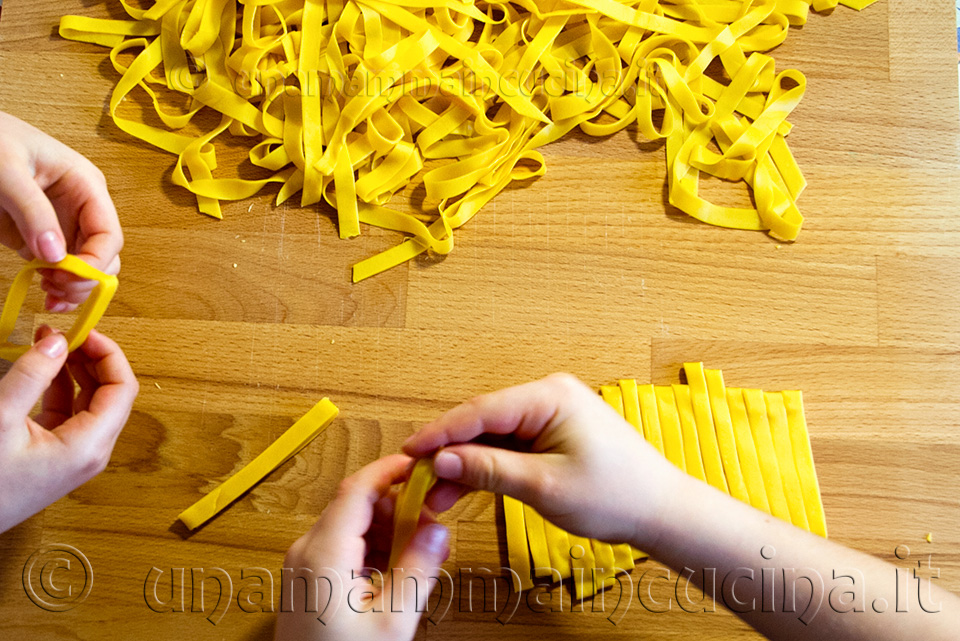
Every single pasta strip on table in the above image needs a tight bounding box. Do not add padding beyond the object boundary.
[503,495,535,592]
[178,398,339,530]
[637,384,665,455]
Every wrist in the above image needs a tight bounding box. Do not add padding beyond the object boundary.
[626,453,691,554]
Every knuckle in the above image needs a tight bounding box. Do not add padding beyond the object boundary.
[74,439,112,479]
[533,468,560,501]
[0,406,16,427]
[462,394,489,417]
[284,538,307,566]
[546,372,581,390]
[335,476,356,499]
[470,451,499,490]
[89,164,107,185]
[12,358,53,388]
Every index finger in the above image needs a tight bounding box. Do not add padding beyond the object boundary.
[401,374,589,457]
[48,165,123,273]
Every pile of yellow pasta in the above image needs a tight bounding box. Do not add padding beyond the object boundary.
[59,0,874,281]
[505,362,827,598]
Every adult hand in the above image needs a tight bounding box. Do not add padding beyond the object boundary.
[276,455,450,641]
[403,373,681,546]
[0,326,138,533]
[0,111,123,311]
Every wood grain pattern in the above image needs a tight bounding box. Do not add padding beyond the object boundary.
[1,1,959,639]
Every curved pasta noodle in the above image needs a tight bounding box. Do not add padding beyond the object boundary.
[60,0,874,280]
[388,457,438,569]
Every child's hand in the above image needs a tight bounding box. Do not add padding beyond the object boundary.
[403,373,681,547]
[275,455,449,641]
[0,111,123,312]
[0,326,138,533]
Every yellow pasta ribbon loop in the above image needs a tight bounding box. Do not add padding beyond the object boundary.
[60,0,875,280]
[178,398,340,530]
[388,457,438,569]
[0,254,119,361]
[0,256,118,361]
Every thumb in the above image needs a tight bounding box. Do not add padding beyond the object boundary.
[386,522,449,625]
[0,332,68,419]
[434,444,558,505]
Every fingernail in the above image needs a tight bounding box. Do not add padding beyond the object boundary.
[48,301,69,313]
[434,450,463,481]
[415,523,449,555]
[36,333,67,358]
[37,231,66,263]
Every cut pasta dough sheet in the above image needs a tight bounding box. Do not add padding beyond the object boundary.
[503,365,827,598]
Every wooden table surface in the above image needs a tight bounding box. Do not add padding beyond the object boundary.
[1,1,959,639]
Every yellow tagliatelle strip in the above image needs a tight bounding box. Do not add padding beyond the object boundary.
[568,532,598,600]
[782,390,827,537]
[619,379,643,433]
[704,369,750,503]
[178,398,339,530]
[523,504,554,578]
[600,384,624,416]
[597,384,643,567]
[726,387,771,513]
[503,495,535,592]
[684,363,729,494]
[654,385,686,472]
[389,457,439,569]
[590,537,618,593]
[59,1,875,281]
[764,391,809,530]
[673,384,708,483]
[637,384,665,455]
[0,256,118,362]
[742,388,792,522]
[616,378,649,561]
[542,517,573,580]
